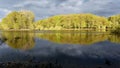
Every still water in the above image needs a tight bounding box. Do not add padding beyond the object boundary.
[0,31,120,68]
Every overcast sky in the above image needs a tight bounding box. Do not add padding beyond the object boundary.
[0,0,120,20]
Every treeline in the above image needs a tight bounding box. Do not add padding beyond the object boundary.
[108,15,120,34]
[0,10,34,30]
[0,11,120,31]
[35,14,111,30]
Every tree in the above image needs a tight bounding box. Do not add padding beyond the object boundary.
[35,13,111,30]
[0,10,35,30]
[108,14,120,28]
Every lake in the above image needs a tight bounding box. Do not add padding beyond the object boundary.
[0,31,120,68]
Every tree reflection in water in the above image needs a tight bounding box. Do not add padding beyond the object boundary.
[0,31,35,50]
[0,31,120,50]
[36,32,120,45]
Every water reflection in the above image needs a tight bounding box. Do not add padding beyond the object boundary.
[0,31,120,68]
[108,35,120,44]
[0,31,120,50]
[36,32,120,45]
[0,31,35,50]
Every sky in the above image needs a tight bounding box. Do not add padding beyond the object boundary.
[0,0,120,20]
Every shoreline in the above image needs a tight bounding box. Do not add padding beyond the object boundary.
[0,59,118,68]
[0,29,111,31]
[0,61,62,68]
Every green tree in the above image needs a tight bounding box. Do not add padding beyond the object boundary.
[0,10,35,30]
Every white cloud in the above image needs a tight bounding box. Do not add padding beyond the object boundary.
[0,8,10,13]
[0,8,11,19]
[0,0,120,19]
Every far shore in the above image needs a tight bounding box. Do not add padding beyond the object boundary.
[0,28,112,31]
[0,29,112,33]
